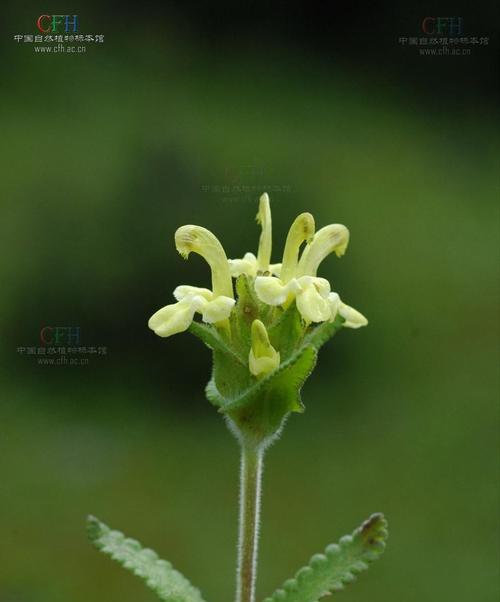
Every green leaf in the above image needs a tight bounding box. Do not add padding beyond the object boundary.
[87,516,207,602]
[262,513,388,602]
[189,321,246,365]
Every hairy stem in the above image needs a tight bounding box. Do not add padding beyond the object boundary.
[236,442,264,602]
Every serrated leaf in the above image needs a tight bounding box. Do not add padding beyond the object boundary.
[87,516,207,602]
[262,513,388,602]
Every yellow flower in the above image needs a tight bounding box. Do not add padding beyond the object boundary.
[253,198,368,328]
[254,212,319,320]
[248,319,280,377]
[148,226,235,338]
[149,193,367,340]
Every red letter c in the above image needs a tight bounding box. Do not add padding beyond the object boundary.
[422,17,435,34]
[40,326,53,344]
[37,15,51,33]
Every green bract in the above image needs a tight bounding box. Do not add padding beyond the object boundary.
[195,277,345,445]
[149,193,368,445]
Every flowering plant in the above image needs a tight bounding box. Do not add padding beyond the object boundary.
[88,194,387,602]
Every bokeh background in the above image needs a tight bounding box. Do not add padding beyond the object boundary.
[1,2,498,601]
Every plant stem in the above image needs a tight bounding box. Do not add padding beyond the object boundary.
[236,442,264,602]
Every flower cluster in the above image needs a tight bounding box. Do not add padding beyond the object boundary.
[149,193,367,380]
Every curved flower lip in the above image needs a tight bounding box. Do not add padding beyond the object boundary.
[148,287,235,338]
[149,224,236,338]
[328,292,368,328]
[297,224,349,277]
[280,212,315,283]
[148,295,202,338]
[175,225,233,299]
[338,302,368,328]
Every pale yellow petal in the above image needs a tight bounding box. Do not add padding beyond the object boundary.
[338,301,368,328]
[269,262,282,277]
[200,295,236,323]
[256,193,272,273]
[297,276,331,297]
[328,292,340,321]
[173,285,213,301]
[228,252,258,278]
[296,281,331,323]
[249,350,280,377]
[148,299,196,337]
[248,320,280,377]
[254,276,300,306]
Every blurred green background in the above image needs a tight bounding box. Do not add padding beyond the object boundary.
[1,2,498,601]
